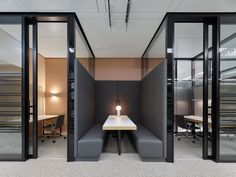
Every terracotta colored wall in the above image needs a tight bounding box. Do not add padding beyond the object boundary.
[95,58,142,81]
[45,58,67,133]
[147,58,163,74]
[29,50,46,115]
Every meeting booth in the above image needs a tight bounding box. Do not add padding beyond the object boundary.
[74,57,167,162]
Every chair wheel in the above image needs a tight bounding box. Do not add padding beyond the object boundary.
[64,137,66,139]
[53,140,56,143]
[177,138,181,141]
[41,139,44,143]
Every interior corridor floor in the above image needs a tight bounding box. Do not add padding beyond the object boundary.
[174,136,202,160]
[38,135,67,159]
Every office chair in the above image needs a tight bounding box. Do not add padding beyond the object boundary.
[175,115,200,143]
[41,115,65,143]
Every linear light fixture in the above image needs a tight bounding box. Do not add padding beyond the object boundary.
[125,0,131,31]
[108,0,111,27]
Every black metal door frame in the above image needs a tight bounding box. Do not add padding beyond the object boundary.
[23,16,38,160]
[202,17,219,160]
[165,13,220,163]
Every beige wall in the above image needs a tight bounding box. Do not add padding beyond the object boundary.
[45,58,67,132]
[147,58,164,74]
[29,50,46,115]
[95,58,142,81]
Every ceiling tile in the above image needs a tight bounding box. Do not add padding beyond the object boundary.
[0,0,28,12]
[27,0,98,12]
[176,0,236,12]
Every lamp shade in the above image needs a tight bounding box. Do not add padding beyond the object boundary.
[116,105,122,111]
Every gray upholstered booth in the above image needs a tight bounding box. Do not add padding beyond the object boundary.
[130,124,163,161]
[77,123,105,161]
[74,60,167,162]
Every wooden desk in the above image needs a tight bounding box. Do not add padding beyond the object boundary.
[29,115,59,123]
[184,115,212,125]
[29,115,59,137]
[103,115,137,155]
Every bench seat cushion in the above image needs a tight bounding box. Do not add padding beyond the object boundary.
[77,123,105,161]
[131,124,163,161]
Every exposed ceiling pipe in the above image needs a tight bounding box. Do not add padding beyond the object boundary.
[125,0,131,31]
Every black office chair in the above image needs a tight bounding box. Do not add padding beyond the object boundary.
[41,115,65,143]
[175,115,200,143]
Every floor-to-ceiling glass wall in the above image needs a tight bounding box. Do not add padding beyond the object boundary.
[174,23,204,160]
[219,15,236,161]
[0,16,23,160]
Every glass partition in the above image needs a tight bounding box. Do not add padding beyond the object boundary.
[0,16,23,159]
[75,20,94,77]
[142,20,166,78]
[219,16,236,159]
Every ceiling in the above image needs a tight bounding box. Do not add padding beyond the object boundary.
[0,0,236,58]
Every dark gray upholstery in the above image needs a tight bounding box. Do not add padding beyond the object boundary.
[95,81,141,123]
[130,124,163,161]
[141,60,167,158]
[74,60,95,157]
[77,123,105,161]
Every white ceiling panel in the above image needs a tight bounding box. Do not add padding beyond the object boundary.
[38,23,67,38]
[131,0,173,13]
[38,37,67,58]
[0,0,28,12]
[27,0,98,12]
[176,0,236,12]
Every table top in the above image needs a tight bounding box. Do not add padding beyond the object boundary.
[184,115,212,124]
[29,115,58,123]
[103,115,137,130]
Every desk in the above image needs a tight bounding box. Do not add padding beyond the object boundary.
[184,115,212,125]
[103,115,137,155]
[29,115,59,136]
[29,115,59,123]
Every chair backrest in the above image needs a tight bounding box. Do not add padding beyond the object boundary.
[54,115,64,129]
[175,115,188,129]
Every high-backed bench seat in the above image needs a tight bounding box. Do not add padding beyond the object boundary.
[130,124,163,161]
[77,123,105,161]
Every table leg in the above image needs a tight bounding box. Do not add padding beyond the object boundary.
[117,130,121,155]
[42,121,45,135]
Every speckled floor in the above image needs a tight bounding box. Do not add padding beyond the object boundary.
[1,134,236,177]
[0,153,236,177]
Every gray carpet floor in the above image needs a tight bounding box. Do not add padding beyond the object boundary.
[1,133,236,177]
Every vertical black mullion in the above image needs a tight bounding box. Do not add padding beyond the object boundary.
[203,19,209,159]
[67,15,75,162]
[32,18,38,158]
[22,16,29,161]
[191,59,195,115]
[174,59,177,133]
[166,15,175,162]
[211,17,220,162]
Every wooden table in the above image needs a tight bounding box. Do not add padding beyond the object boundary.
[29,115,59,136]
[29,115,59,123]
[103,115,137,155]
[184,115,212,125]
